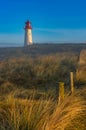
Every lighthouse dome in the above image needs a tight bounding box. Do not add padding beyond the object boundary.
[25,20,32,29]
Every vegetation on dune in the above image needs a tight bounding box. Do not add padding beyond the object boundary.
[0,48,86,130]
[0,93,86,130]
[0,53,78,91]
[0,88,86,130]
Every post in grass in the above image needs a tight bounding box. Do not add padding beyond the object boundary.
[58,82,65,103]
[70,72,74,94]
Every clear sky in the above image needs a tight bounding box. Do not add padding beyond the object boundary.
[0,0,86,46]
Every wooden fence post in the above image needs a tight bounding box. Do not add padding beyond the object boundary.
[58,82,65,103]
[70,72,74,93]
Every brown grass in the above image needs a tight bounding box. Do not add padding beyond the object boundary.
[0,88,86,130]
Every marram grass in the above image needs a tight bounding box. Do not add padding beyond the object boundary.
[0,88,86,130]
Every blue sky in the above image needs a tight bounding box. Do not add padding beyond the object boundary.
[0,0,86,45]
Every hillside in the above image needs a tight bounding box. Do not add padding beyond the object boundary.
[0,44,86,130]
[0,43,86,60]
[0,43,86,90]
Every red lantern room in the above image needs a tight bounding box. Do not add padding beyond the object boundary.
[25,21,32,29]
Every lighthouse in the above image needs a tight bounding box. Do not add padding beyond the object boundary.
[24,20,33,46]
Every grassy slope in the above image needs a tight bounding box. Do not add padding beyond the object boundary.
[0,88,86,130]
[0,44,86,130]
[0,44,86,60]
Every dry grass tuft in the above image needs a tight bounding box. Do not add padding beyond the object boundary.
[0,88,86,130]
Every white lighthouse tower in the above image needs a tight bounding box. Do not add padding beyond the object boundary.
[24,20,32,46]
